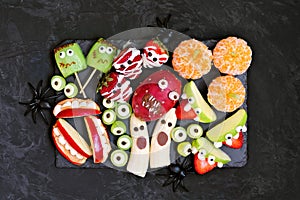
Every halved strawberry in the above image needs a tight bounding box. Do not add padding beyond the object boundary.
[194,153,217,175]
[142,38,169,68]
[223,131,244,149]
[53,98,101,118]
[97,72,119,95]
[175,99,197,120]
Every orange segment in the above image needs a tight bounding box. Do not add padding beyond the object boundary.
[207,75,245,112]
[172,39,212,79]
[213,37,252,75]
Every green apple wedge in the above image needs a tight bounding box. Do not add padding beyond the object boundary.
[206,109,247,143]
[192,137,231,164]
[182,81,216,123]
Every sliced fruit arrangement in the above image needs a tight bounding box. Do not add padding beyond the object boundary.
[177,81,216,123]
[52,118,92,166]
[127,114,150,177]
[97,72,132,102]
[150,108,177,168]
[192,137,231,175]
[84,116,111,163]
[206,109,247,149]
[172,39,212,79]
[213,36,252,75]
[53,98,101,118]
[142,38,169,68]
[207,75,246,112]
[132,70,181,121]
[113,47,143,80]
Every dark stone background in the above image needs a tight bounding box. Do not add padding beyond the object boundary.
[0,0,299,199]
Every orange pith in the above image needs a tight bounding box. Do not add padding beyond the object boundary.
[207,75,245,112]
[213,37,252,75]
[172,39,212,79]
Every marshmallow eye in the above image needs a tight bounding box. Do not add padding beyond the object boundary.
[207,155,216,165]
[99,46,106,53]
[59,51,65,58]
[169,91,179,101]
[106,47,113,54]
[158,79,168,90]
[66,49,74,56]
[194,108,202,115]
[198,149,207,160]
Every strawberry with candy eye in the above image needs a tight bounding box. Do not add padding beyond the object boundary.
[113,48,143,80]
[97,72,132,102]
[142,39,169,68]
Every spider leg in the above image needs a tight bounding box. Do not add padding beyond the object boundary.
[36,80,43,98]
[162,175,176,187]
[27,82,38,97]
[156,17,163,27]
[172,176,181,192]
[179,180,189,192]
[40,87,51,99]
[163,14,171,28]
[31,107,38,124]
[44,91,64,100]
[39,110,49,125]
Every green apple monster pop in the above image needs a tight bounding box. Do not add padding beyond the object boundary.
[54,43,87,98]
[80,38,118,94]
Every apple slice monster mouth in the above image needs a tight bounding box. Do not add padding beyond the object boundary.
[142,93,162,115]
[52,119,92,166]
[53,98,101,118]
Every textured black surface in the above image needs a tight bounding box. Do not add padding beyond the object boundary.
[1,0,299,199]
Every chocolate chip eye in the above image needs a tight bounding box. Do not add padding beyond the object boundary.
[148,52,152,57]
[153,57,157,62]
[158,79,168,90]
[161,119,166,124]
[117,83,121,88]
[168,91,179,101]
[225,133,233,140]
[59,51,65,58]
[168,122,172,127]
[120,64,125,68]
[134,127,138,132]
[106,47,113,54]
[127,60,132,64]
[188,97,195,104]
[140,125,144,130]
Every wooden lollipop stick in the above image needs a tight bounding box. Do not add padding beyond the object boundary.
[75,72,87,98]
[79,68,97,94]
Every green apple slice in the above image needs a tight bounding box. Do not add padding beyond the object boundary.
[192,137,231,164]
[183,81,216,123]
[206,109,247,142]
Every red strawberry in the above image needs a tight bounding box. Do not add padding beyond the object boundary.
[142,38,169,68]
[97,72,118,95]
[175,99,197,120]
[223,131,244,149]
[194,153,217,175]
[113,48,143,79]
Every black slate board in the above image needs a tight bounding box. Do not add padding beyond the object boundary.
[54,27,248,170]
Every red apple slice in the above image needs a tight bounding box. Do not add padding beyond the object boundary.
[84,116,111,163]
[52,119,92,165]
[53,98,101,118]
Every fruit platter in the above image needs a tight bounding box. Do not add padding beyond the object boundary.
[20,27,251,191]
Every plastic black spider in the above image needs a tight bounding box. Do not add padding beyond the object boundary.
[19,80,62,125]
[148,14,190,33]
[157,155,193,192]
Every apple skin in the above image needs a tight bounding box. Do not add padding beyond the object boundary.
[182,81,216,123]
[206,109,247,142]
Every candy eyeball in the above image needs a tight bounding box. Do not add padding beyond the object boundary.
[158,79,168,90]
[59,51,65,58]
[188,97,195,104]
[99,46,106,53]
[198,149,207,159]
[225,133,233,140]
[194,108,202,115]
[106,47,113,54]
[169,91,179,101]
[207,155,216,165]
[66,49,74,56]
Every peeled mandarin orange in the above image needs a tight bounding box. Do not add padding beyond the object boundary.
[213,37,252,75]
[172,39,212,79]
[207,75,245,112]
